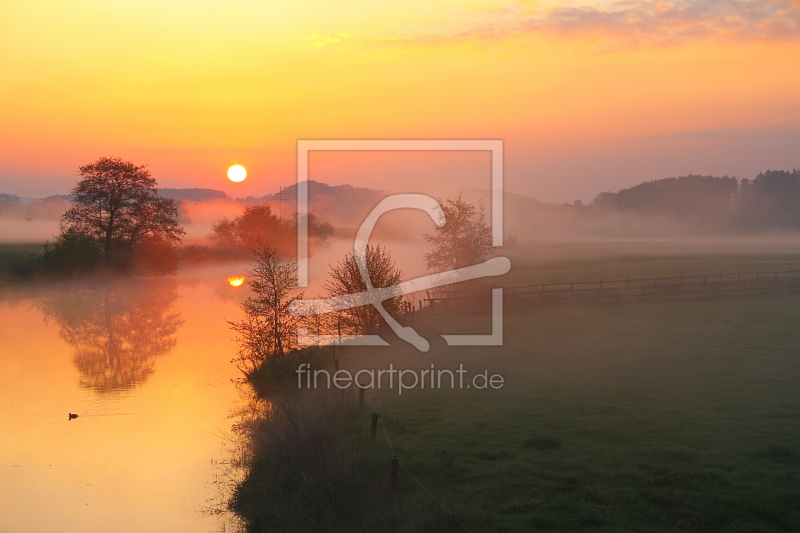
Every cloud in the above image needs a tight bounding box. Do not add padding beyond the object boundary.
[519,0,800,46]
[319,0,800,50]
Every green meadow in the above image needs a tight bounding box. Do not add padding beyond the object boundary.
[319,248,800,532]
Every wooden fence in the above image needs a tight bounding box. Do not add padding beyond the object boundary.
[423,270,800,308]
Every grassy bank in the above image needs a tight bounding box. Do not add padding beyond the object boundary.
[234,349,447,533]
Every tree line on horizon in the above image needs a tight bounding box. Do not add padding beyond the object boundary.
[585,170,800,229]
[6,157,800,282]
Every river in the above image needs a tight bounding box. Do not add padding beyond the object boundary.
[0,267,251,532]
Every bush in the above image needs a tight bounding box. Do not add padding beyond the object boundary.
[40,228,104,277]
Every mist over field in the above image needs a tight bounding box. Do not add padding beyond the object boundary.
[7,170,800,248]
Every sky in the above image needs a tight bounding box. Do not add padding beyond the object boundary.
[1,0,799,202]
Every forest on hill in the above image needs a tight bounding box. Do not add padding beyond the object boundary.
[586,170,800,230]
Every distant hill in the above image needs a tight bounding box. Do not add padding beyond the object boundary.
[158,188,229,201]
[591,175,737,216]
[0,194,21,204]
[243,180,388,227]
[577,170,800,232]
[257,181,386,205]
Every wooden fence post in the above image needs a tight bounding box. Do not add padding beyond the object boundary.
[336,359,344,398]
[371,412,379,445]
[391,456,400,494]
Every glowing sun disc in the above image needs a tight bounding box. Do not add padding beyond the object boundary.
[228,276,245,287]
[227,165,247,182]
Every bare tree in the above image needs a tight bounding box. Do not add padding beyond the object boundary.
[229,243,304,374]
[424,194,492,271]
[323,244,403,334]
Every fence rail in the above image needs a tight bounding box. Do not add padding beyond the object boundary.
[423,270,800,309]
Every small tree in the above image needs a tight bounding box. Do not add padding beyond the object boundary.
[54,157,184,274]
[235,205,289,250]
[424,194,492,271]
[229,243,304,374]
[323,244,403,334]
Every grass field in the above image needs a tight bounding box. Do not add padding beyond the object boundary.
[0,242,43,282]
[322,249,800,532]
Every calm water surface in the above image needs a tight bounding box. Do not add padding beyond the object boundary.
[0,268,250,532]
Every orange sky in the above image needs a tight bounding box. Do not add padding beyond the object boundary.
[1,0,799,202]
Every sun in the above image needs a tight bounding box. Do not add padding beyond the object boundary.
[227,165,247,182]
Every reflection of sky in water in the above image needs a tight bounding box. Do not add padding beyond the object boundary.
[0,273,246,532]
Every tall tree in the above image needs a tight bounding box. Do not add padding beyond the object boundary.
[424,194,492,271]
[229,243,305,374]
[59,157,185,272]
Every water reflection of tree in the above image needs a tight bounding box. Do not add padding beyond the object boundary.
[39,279,183,394]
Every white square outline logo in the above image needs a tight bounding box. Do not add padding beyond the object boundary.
[292,139,507,350]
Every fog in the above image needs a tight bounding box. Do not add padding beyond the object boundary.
[4,185,800,289]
